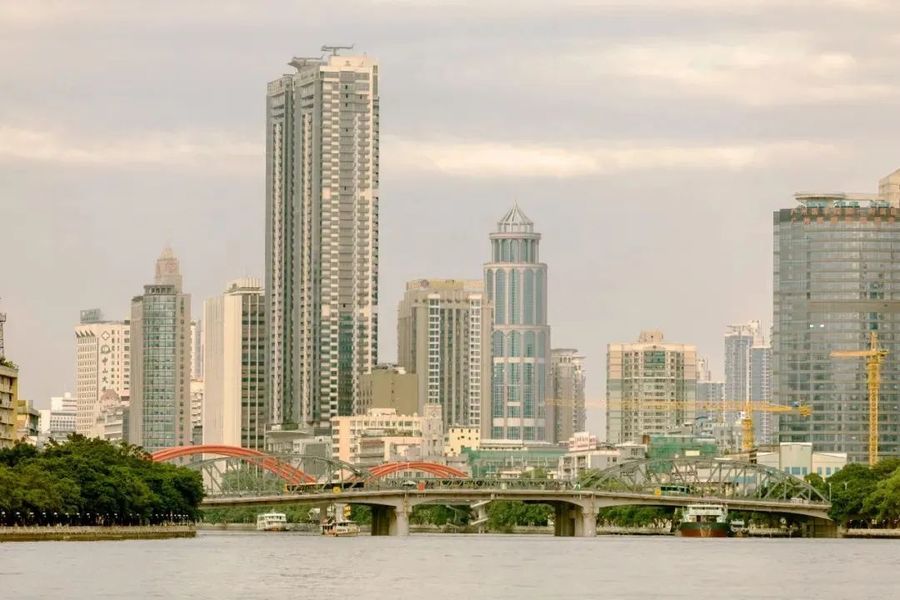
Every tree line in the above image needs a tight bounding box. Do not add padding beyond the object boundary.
[0,436,204,526]
[805,458,900,527]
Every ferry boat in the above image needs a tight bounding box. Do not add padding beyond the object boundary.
[677,504,731,538]
[256,511,288,532]
[321,517,360,537]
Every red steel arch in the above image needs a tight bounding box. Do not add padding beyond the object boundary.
[151,445,316,484]
[367,461,468,480]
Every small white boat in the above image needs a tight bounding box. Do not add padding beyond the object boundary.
[321,517,360,537]
[256,511,288,532]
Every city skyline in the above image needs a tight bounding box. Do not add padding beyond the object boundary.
[6,2,900,440]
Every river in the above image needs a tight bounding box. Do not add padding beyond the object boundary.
[3,531,898,599]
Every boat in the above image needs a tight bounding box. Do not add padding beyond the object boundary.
[321,517,360,537]
[677,504,731,538]
[256,511,288,532]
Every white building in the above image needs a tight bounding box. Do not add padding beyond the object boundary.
[266,51,380,432]
[74,310,130,437]
[94,390,129,442]
[203,278,266,449]
[756,442,847,479]
[557,432,622,481]
[331,406,443,467]
[39,392,77,442]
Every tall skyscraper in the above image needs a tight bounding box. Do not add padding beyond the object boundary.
[724,321,761,403]
[551,349,586,442]
[190,319,204,380]
[774,169,900,463]
[750,343,773,444]
[128,247,192,452]
[203,278,266,449]
[265,49,379,433]
[74,309,130,437]
[606,330,698,445]
[483,205,552,442]
[397,279,490,429]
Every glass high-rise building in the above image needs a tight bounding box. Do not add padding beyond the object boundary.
[774,171,900,463]
[483,205,552,442]
[128,247,192,452]
[265,50,379,432]
[551,348,586,442]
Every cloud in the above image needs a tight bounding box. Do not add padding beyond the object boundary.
[383,135,839,178]
[0,125,261,171]
[561,34,899,107]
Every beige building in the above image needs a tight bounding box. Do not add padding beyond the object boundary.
[203,278,266,450]
[128,247,192,452]
[756,442,847,479]
[74,309,130,437]
[606,330,698,445]
[331,406,443,467]
[557,432,622,482]
[444,426,480,457]
[15,398,40,443]
[358,365,418,416]
[0,362,19,448]
[397,279,490,430]
[551,349,586,444]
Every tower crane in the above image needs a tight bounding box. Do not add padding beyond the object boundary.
[830,331,889,466]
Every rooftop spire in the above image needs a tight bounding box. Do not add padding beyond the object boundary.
[154,245,183,291]
[497,203,534,233]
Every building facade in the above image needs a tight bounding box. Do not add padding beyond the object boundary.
[550,348,586,443]
[0,362,18,448]
[606,330,698,445]
[724,321,761,404]
[203,278,266,450]
[128,247,192,452]
[774,174,900,462]
[397,279,490,429]
[265,51,379,433]
[74,310,130,437]
[358,365,419,416]
[750,343,773,444]
[330,406,442,467]
[483,205,552,442]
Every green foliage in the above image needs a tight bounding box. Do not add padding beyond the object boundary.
[597,506,673,528]
[0,436,203,524]
[487,501,553,531]
[804,473,827,497]
[826,459,900,527]
[410,504,470,526]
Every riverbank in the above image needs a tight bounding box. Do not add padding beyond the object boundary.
[0,525,196,542]
[842,528,900,539]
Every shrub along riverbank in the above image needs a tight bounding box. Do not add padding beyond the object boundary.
[0,436,203,526]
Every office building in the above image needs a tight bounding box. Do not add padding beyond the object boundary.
[774,170,900,462]
[397,279,490,428]
[606,330,698,445]
[265,50,379,433]
[39,392,77,441]
[550,349,586,443]
[483,205,552,442]
[0,362,18,448]
[203,278,266,450]
[128,247,192,452]
[358,365,419,416]
[74,309,130,437]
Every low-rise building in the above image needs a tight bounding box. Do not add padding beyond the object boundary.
[15,398,40,443]
[94,391,129,442]
[462,440,567,478]
[0,362,18,448]
[445,427,481,457]
[557,432,621,481]
[39,392,77,443]
[756,442,847,479]
[330,406,443,467]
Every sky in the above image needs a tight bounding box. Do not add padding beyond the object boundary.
[3,0,900,434]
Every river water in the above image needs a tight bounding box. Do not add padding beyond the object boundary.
[3,531,898,599]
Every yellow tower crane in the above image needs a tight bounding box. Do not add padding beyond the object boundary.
[548,398,811,453]
[830,331,889,466]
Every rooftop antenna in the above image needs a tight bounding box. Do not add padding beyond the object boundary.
[0,297,6,359]
[321,44,355,56]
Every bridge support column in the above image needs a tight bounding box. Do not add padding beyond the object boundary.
[801,517,838,538]
[554,502,597,537]
[370,504,409,536]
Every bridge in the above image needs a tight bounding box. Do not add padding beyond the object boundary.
[153,446,833,537]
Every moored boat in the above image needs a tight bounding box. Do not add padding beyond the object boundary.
[321,517,360,537]
[677,504,730,538]
[256,511,288,532]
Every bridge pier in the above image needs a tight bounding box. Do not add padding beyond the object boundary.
[369,504,409,536]
[553,502,597,537]
[801,517,838,538]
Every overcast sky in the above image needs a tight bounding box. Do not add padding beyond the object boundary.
[3,0,900,433]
